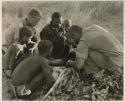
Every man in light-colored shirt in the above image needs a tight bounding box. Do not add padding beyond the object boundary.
[67,24,123,75]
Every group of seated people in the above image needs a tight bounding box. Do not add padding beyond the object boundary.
[2,9,75,99]
[2,8,123,100]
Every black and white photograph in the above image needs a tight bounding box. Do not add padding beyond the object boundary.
[2,0,123,101]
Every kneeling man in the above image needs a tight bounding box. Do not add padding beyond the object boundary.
[67,24,123,76]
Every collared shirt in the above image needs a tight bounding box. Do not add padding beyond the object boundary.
[76,24,123,69]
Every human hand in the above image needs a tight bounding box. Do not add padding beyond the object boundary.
[15,44,26,58]
[29,43,37,53]
[66,60,75,67]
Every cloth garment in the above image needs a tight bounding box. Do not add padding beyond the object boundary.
[75,24,123,74]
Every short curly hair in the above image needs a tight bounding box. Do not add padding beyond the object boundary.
[38,40,53,54]
[19,26,32,39]
[51,12,61,20]
[28,8,41,18]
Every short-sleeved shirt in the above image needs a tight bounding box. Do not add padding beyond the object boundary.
[76,24,123,68]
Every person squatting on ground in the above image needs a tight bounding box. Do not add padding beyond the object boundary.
[67,24,123,77]
[11,40,55,99]
[2,8,41,55]
[2,26,35,78]
[40,12,71,59]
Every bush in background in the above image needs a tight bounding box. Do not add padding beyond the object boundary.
[2,1,123,43]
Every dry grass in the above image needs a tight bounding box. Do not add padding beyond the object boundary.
[2,1,123,43]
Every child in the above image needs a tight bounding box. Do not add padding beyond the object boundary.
[62,19,72,35]
[2,26,34,78]
[11,40,54,99]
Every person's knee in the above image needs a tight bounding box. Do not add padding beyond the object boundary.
[89,50,105,68]
[11,77,22,86]
[11,71,25,86]
[27,73,44,92]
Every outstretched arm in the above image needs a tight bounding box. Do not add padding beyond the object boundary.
[40,59,55,88]
[48,59,65,66]
[67,39,88,71]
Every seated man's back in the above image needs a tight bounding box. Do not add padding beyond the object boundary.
[12,54,52,86]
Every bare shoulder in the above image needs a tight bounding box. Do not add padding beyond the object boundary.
[38,56,49,66]
[31,54,48,63]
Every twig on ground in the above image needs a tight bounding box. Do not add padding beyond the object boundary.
[41,68,70,100]
[11,85,18,99]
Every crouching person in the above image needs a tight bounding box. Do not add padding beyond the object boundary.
[67,25,123,77]
[11,40,54,99]
[2,26,33,78]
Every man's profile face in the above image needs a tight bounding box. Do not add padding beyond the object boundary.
[68,31,80,44]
